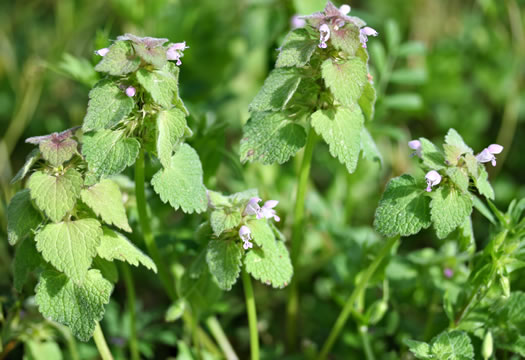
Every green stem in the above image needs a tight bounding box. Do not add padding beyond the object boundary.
[205,317,239,360]
[135,149,231,359]
[359,326,375,360]
[93,323,114,360]
[318,236,399,360]
[52,323,80,360]
[135,149,176,299]
[286,127,317,349]
[120,264,140,360]
[242,268,259,360]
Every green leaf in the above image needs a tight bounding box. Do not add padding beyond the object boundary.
[464,153,479,178]
[358,82,377,121]
[24,340,63,360]
[92,257,119,283]
[374,174,431,237]
[419,138,446,170]
[7,189,42,245]
[311,106,364,173]
[165,300,186,322]
[446,167,469,193]
[330,23,361,56]
[151,144,207,213]
[27,169,83,223]
[360,127,383,165]
[321,57,367,107]
[247,219,275,249]
[133,42,167,69]
[35,269,112,341]
[156,108,188,168]
[240,112,306,165]
[457,216,475,254]
[474,165,494,200]
[35,219,102,282]
[430,184,473,239]
[210,210,242,236]
[97,228,156,272]
[249,68,302,112]
[39,138,77,167]
[206,240,243,290]
[445,129,473,155]
[82,129,140,179]
[13,237,42,291]
[94,41,140,76]
[276,28,318,68]
[82,80,135,132]
[244,240,293,288]
[136,62,180,108]
[431,331,474,360]
[80,179,131,232]
[11,148,41,184]
[405,339,432,359]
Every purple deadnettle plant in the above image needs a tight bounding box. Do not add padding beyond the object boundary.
[476,144,503,166]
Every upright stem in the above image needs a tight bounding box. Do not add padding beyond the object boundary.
[135,149,236,359]
[242,268,259,360]
[120,264,140,360]
[205,317,239,360]
[359,326,375,360]
[318,236,399,360]
[286,127,317,349]
[93,323,114,360]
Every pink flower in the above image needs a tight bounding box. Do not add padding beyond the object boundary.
[359,27,378,48]
[125,86,136,97]
[475,144,503,166]
[239,226,253,250]
[290,15,306,29]
[166,42,189,66]
[95,48,110,57]
[444,268,454,278]
[243,197,280,222]
[408,140,422,158]
[318,24,330,49]
[425,170,441,192]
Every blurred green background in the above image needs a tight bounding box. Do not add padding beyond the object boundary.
[0,0,524,359]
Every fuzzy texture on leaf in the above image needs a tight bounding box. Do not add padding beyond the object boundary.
[446,167,469,193]
[374,174,432,237]
[7,189,42,245]
[276,28,318,68]
[474,165,495,200]
[35,269,112,341]
[156,108,188,168]
[80,179,131,232]
[94,41,140,76]
[244,240,293,288]
[11,148,41,184]
[322,57,367,107]
[240,112,306,165]
[13,236,42,291]
[206,240,243,290]
[430,184,473,239]
[35,219,102,283]
[39,138,78,167]
[151,144,207,213]
[330,23,361,55]
[136,62,180,108]
[405,331,474,360]
[210,210,242,237]
[27,169,83,223]
[249,69,302,112]
[82,129,140,179]
[419,138,446,170]
[82,80,135,132]
[96,228,156,272]
[247,219,275,249]
[311,106,364,173]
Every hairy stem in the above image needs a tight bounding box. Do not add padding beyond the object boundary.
[286,127,317,349]
[319,236,399,359]
[135,149,231,358]
[93,323,114,360]
[206,317,239,360]
[120,264,140,360]
[242,268,259,360]
[359,326,375,360]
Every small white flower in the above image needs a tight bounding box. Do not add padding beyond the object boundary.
[339,4,351,15]
[425,170,442,192]
[95,48,110,56]
[408,140,422,158]
[239,225,253,249]
[243,197,280,221]
[125,86,136,97]
[476,144,503,166]
[359,26,378,48]
[290,15,306,29]
[319,24,331,49]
